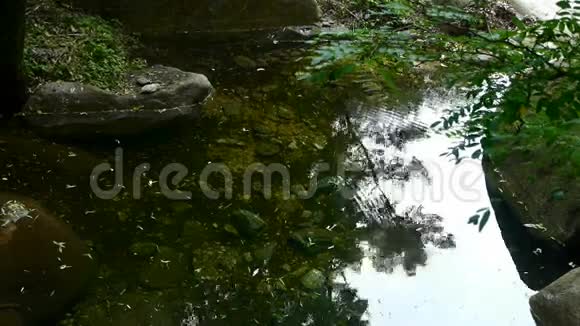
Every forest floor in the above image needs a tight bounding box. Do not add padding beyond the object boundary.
[24,0,145,93]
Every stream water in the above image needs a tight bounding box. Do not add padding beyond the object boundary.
[508,0,560,20]
[340,92,535,325]
[2,38,547,325]
[0,2,566,325]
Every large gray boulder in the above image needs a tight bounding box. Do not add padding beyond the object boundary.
[530,268,580,326]
[70,0,321,37]
[21,65,213,137]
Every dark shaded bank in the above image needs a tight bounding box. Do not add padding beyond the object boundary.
[68,0,321,37]
[483,156,577,290]
[0,0,27,118]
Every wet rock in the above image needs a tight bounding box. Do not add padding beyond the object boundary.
[253,124,274,138]
[224,224,240,237]
[217,138,246,147]
[277,107,295,120]
[140,83,161,94]
[530,268,580,326]
[301,210,313,219]
[255,141,281,157]
[254,242,277,264]
[288,141,299,150]
[313,142,325,151]
[139,246,189,289]
[21,65,213,138]
[136,76,152,86]
[0,193,94,325]
[301,269,326,290]
[233,55,258,69]
[232,209,266,237]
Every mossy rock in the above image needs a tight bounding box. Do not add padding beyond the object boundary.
[289,228,336,255]
[232,209,267,237]
[300,269,326,290]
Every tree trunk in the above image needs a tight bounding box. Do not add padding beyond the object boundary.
[0,0,27,119]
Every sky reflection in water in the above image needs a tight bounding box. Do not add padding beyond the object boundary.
[342,91,536,326]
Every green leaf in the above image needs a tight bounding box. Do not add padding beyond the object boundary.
[512,17,526,30]
[557,1,572,9]
[479,210,491,232]
[468,215,479,225]
[570,150,580,168]
[471,149,482,159]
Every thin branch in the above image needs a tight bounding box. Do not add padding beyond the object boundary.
[343,112,397,219]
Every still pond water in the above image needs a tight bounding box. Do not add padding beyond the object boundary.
[3,1,565,323]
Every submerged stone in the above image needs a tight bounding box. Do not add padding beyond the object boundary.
[253,125,275,138]
[289,228,336,254]
[234,56,258,69]
[217,138,246,147]
[255,141,281,157]
[288,141,299,150]
[277,107,295,120]
[254,242,277,264]
[232,209,266,237]
[224,224,240,237]
[301,269,326,290]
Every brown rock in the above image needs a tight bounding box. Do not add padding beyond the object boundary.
[0,193,95,324]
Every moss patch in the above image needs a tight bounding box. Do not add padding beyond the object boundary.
[24,0,146,93]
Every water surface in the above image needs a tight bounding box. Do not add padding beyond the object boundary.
[1,39,542,326]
